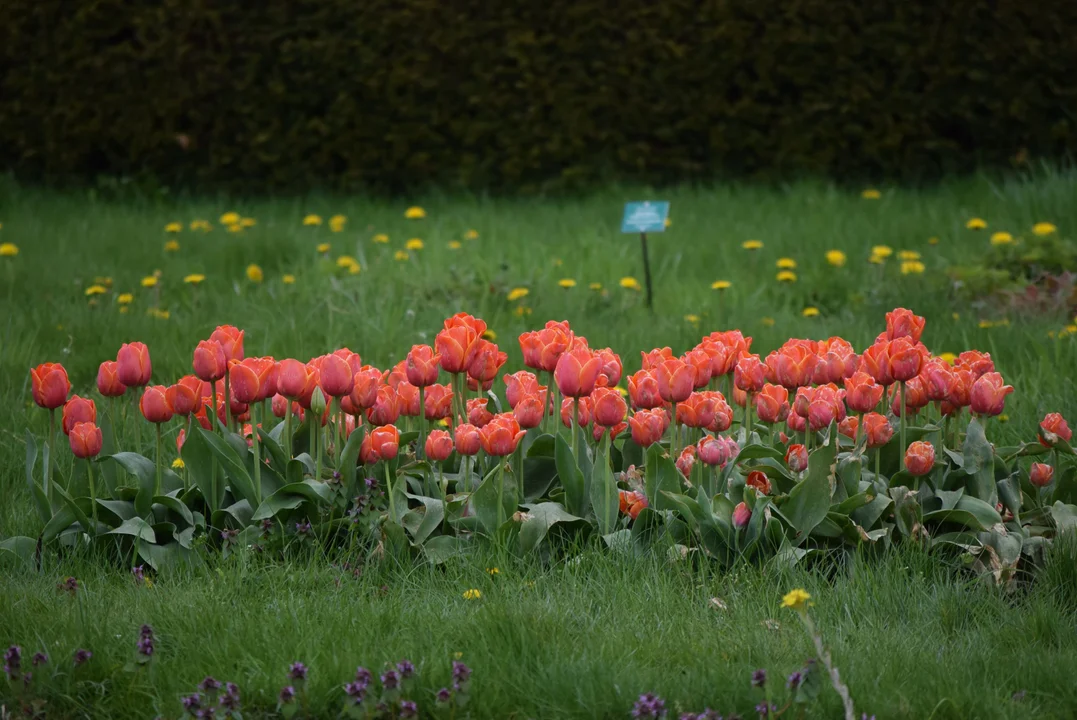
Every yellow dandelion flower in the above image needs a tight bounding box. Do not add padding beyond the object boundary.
[171,458,185,470]
[406,238,424,251]
[0,243,18,257]
[998,413,1010,423]
[776,270,797,283]
[966,217,987,230]
[141,276,158,288]
[184,274,205,285]
[742,240,763,250]
[868,254,885,265]
[336,256,361,275]
[684,314,700,324]
[558,278,577,288]
[620,276,641,291]
[802,307,820,318]
[1067,324,1077,334]
[448,240,462,250]
[282,274,296,285]
[239,217,256,228]
[316,243,330,254]
[861,189,881,200]
[115,304,124,313]
[781,588,811,611]
[487,567,500,576]
[776,257,796,270]
[246,264,264,283]
[372,233,389,244]
[117,293,134,305]
[615,386,629,397]
[978,319,995,329]
[901,261,926,275]
[164,222,182,233]
[329,215,346,232]
[513,305,533,317]
[589,282,603,291]
[226,224,244,234]
[871,245,893,258]
[711,280,731,290]
[462,589,482,600]
[1032,222,1057,236]
[147,308,170,320]
[990,231,1013,246]
[405,206,426,219]
[219,212,240,226]
[898,250,920,261]
[507,287,530,302]
[928,236,940,245]
[952,312,960,321]
[394,250,409,261]
[95,276,113,287]
[761,317,775,327]
[481,329,497,342]
[190,220,211,232]
[303,214,323,226]
[164,239,180,252]
[464,229,479,240]
[825,250,846,267]
[84,285,108,296]
[938,352,956,365]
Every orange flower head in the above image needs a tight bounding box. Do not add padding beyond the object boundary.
[1039,413,1073,447]
[513,393,545,429]
[843,372,882,413]
[560,396,593,428]
[765,343,817,389]
[619,490,648,520]
[592,386,628,427]
[733,354,766,394]
[62,395,97,435]
[890,375,928,416]
[862,412,893,448]
[479,414,525,456]
[859,341,895,386]
[885,308,926,343]
[1030,462,1054,488]
[167,376,203,416]
[454,423,482,456]
[677,391,718,429]
[838,415,859,439]
[955,350,994,379]
[675,445,697,478]
[276,359,311,400]
[366,385,401,426]
[69,421,103,459]
[423,383,454,421]
[683,348,714,389]
[554,346,602,398]
[640,347,674,371]
[746,470,771,495]
[905,441,935,476]
[785,444,808,473]
[425,429,454,462]
[405,344,441,387]
[209,325,245,363]
[96,361,126,398]
[139,385,174,424]
[628,408,668,447]
[969,372,1013,416]
[503,371,545,409]
[396,381,421,417]
[117,342,152,387]
[888,337,924,382]
[193,340,228,382]
[627,369,663,410]
[319,352,355,398]
[921,357,955,402]
[436,314,487,373]
[369,425,400,461]
[656,357,695,403]
[466,340,508,385]
[754,384,790,424]
[732,502,752,529]
[350,366,383,410]
[467,397,494,428]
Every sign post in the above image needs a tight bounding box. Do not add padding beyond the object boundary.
[621,201,669,310]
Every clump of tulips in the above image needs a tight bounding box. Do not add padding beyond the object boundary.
[13,308,1076,581]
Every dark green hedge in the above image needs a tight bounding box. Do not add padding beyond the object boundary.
[1,1,1075,192]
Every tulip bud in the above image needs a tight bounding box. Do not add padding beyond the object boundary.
[139,385,174,424]
[193,340,228,382]
[1030,463,1054,488]
[96,361,127,398]
[785,444,808,473]
[1039,413,1073,447]
[905,441,935,476]
[310,386,327,416]
[62,395,97,435]
[425,430,454,462]
[454,424,482,456]
[117,342,152,387]
[69,421,103,459]
[697,435,728,467]
[732,501,752,529]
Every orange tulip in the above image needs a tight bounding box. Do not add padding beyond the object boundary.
[332,348,363,375]
[754,384,789,424]
[708,396,734,432]
[513,393,545,429]
[838,415,858,439]
[96,360,127,398]
[117,342,152,387]
[230,357,277,404]
[467,397,494,428]
[396,381,420,417]
[454,423,482,456]
[627,369,663,410]
[139,385,174,423]
[594,348,623,387]
[366,385,401,426]
[708,330,752,365]
[862,412,893,448]
[466,340,507,385]
[503,371,546,409]
[62,395,97,435]
[905,441,934,476]
[921,358,955,401]
[843,372,882,413]
[436,313,486,373]
[272,393,294,419]
[786,409,806,434]
[813,337,858,385]
[676,445,697,478]
[350,366,383,410]
[405,345,441,387]
[371,424,401,461]
[733,355,766,394]
[969,372,1013,416]
[318,353,354,398]
[209,325,245,363]
[1039,413,1072,447]
[519,320,574,373]
[656,357,694,403]
[746,470,771,495]
[733,502,751,528]
[193,340,228,382]
[554,346,602,398]
[560,396,593,428]
[697,435,729,467]
[677,391,718,429]
[888,338,924,382]
[167,376,202,416]
[885,308,926,343]
[955,350,994,379]
[628,408,668,447]
[859,341,894,386]
[683,348,713,389]
[890,376,928,417]
[765,343,817,389]
[785,444,808,473]
[593,422,627,443]
[640,347,674,371]
[1030,462,1054,488]
[424,383,454,421]
[425,429,454,462]
[944,367,975,413]
[69,421,103,459]
[479,414,526,456]
[276,359,311,399]
[592,386,628,427]
[619,490,648,520]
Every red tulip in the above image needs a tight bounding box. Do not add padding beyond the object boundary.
[594,422,628,443]
[746,470,771,495]
[969,372,1013,417]
[513,393,545,429]
[655,358,694,403]
[519,320,574,373]
[843,372,882,413]
[697,435,729,467]
[955,350,994,378]
[230,357,277,404]
[319,353,354,398]
[296,363,322,410]
[436,313,486,373]
[560,396,593,428]
[859,341,894,386]
[705,331,751,375]
[676,445,697,478]
[641,347,674,371]
[396,381,420,417]
[96,361,127,398]
[786,409,806,434]
[479,414,526,456]
[905,441,935,476]
[1039,413,1073,447]
[591,387,627,427]
[177,428,187,452]
[116,342,152,387]
[885,308,926,343]
[838,415,858,439]
[813,337,858,385]
[466,340,508,385]
[627,369,663,410]
[350,366,383,410]
[709,397,734,432]
[167,377,201,416]
[863,412,893,449]
[677,391,718,429]
[209,325,245,363]
[944,367,975,413]
[139,385,173,423]
[755,384,790,424]
[366,385,401,426]
[619,490,648,521]
[454,424,482,456]
[424,383,454,421]
[765,344,817,390]
[467,398,494,428]
[732,502,751,529]
[921,358,955,402]
[628,408,668,447]
[332,348,363,376]
[425,429,454,462]
[404,345,440,387]
[504,371,546,409]
[193,340,228,383]
[368,425,400,461]
[807,387,842,431]
[734,355,766,394]
[276,359,310,399]
[594,348,623,387]
[271,393,291,419]
[1030,462,1054,488]
[888,338,924,382]
[62,395,97,435]
[890,376,928,417]
[683,348,713,389]
[69,421,103,459]
[554,346,602,399]
[785,444,808,473]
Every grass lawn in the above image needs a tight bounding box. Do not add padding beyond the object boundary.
[1,170,1077,718]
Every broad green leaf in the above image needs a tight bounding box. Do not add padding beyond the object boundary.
[470,465,516,535]
[590,436,619,535]
[54,485,95,535]
[41,507,77,544]
[523,456,558,501]
[109,516,156,543]
[661,491,704,530]
[423,535,469,564]
[200,430,258,507]
[258,427,288,473]
[644,445,682,511]
[336,425,366,489]
[519,502,587,553]
[923,495,1002,531]
[783,427,836,537]
[251,480,333,522]
[137,541,196,571]
[1050,502,1077,533]
[962,418,998,504]
[735,444,786,462]
[555,434,589,517]
[25,429,50,524]
[403,493,445,545]
[96,499,136,526]
[832,490,873,515]
[109,452,157,517]
[630,506,664,549]
[152,495,195,527]
[211,499,253,531]
[0,537,37,567]
[181,427,221,512]
[850,492,892,530]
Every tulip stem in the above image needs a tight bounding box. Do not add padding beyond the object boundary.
[155,423,163,498]
[496,460,506,530]
[900,382,907,471]
[46,408,55,501]
[252,403,262,506]
[223,374,232,432]
[514,445,524,508]
[571,397,580,464]
[855,412,863,451]
[309,418,317,476]
[874,448,881,482]
[744,393,753,441]
[284,402,293,460]
[385,462,398,525]
[671,402,679,460]
[418,385,427,461]
[86,459,98,536]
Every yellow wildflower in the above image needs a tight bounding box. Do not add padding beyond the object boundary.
[487,567,500,576]
[239,217,256,228]
[164,239,180,252]
[0,243,18,257]
[776,257,797,270]
[939,352,957,365]
[928,236,940,245]
[558,278,577,288]
[507,287,529,302]
[615,386,628,397]
[998,414,1009,423]
[871,245,893,258]
[966,218,987,230]
[802,307,820,318]
[394,250,409,261]
[711,280,731,290]
[952,313,960,321]
[95,276,113,287]
[825,250,846,267]
[868,254,885,265]
[901,261,926,275]
[405,206,426,219]
[171,458,185,470]
[85,285,108,296]
[317,242,330,254]
[513,306,533,317]
[464,229,479,240]
[742,240,763,250]
[226,224,244,234]
[282,274,296,285]
[776,271,797,283]
[164,222,182,233]
[664,217,672,228]
[589,283,603,291]
[448,240,462,250]
[141,276,158,288]
[761,317,775,327]
[372,233,389,244]
[684,314,700,325]
[620,277,641,291]
[219,212,240,225]
[147,308,170,320]
[406,238,424,251]
[329,215,346,232]
[462,589,482,600]
[898,250,920,261]
[184,274,205,285]
[1032,222,1057,236]
[781,588,811,611]
[117,293,133,305]
[189,220,211,232]
[990,232,1013,246]
[861,189,881,200]
[246,264,264,283]
[481,329,497,342]
[303,214,323,226]
[336,256,361,274]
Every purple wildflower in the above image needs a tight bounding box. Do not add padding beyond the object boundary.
[435,687,452,707]
[73,648,93,666]
[57,577,79,595]
[31,652,47,667]
[697,711,722,720]
[220,682,241,711]
[4,645,22,678]
[288,661,308,681]
[396,659,415,679]
[260,518,274,536]
[754,702,776,717]
[295,520,312,535]
[278,686,296,705]
[750,669,767,688]
[221,528,238,546]
[354,666,373,687]
[365,476,377,490]
[137,625,156,657]
[181,693,202,712]
[381,668,400,690]
[199,676,221,693]
[344,681,367,704]
[132,565,145,584]
[786,670,803,690]
[631,693,667,719]
[399,699,418,718]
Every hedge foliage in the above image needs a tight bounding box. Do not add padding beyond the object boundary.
[1,1,1075,192]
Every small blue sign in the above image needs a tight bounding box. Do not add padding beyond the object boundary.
[621,201,670,234]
